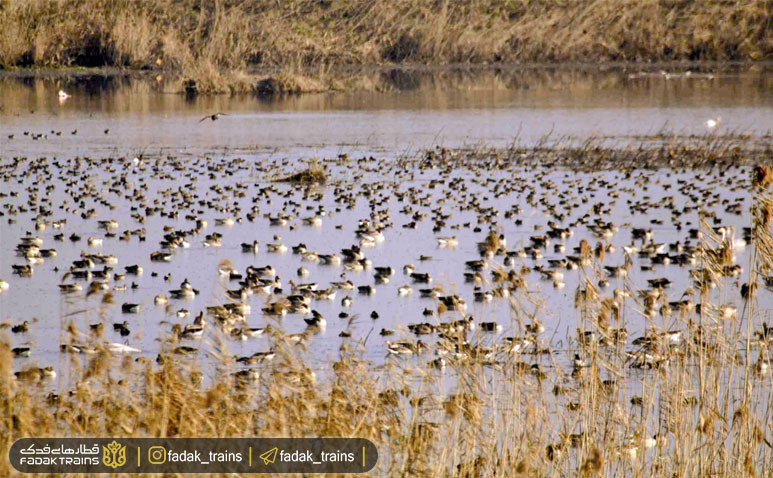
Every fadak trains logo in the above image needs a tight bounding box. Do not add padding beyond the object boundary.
[10,438,378,474]
[102,441,127,469]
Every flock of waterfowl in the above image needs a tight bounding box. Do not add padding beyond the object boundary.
[1,144,771,387]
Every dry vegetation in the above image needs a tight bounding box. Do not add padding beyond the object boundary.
[0,0,770,93]
[1,144,772,477]
[277,158,329,184]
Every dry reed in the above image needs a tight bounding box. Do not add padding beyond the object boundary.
[0,0,770,93]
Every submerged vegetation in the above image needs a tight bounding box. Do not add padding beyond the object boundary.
[0,0,770,93]
[0,137,772,476]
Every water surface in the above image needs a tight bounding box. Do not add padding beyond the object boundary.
[0,67,771,374]
[1,67,771,158]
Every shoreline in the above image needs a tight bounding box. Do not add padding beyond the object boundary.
[2,60,769,77]
[0,61,770,96]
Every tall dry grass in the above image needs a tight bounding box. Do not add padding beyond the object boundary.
[0,0,770,92]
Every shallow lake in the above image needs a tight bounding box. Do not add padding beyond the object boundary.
[0,66,771,379]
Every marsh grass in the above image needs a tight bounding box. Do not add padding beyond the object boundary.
[1,143,772,477]
[277,159,329,184]
[0,0,770,93]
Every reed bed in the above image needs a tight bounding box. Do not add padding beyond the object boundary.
[0,0,770,93]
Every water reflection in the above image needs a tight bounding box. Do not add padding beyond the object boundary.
[0,66,771,158]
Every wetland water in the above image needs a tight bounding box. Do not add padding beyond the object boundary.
[1,67,771,157]
[0,67,771,378]
[2,66,773,476]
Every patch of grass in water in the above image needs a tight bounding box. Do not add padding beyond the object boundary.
[277,160,328,184]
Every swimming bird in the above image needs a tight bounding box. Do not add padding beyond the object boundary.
[241,240,259,253]
[304,310,326,328]
[121,303,141,314]
[410,272,432,283]
[437,236,458,248]
[397,284,413,296]
[266,242,287,253]
[386,340,429,355]
[236,351,276,365]
[705,116,721,130]
[113,321,131,336]
[12,347,31,358]
[358,285,376,295]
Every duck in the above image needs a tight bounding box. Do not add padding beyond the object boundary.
[150,251,172,262]
[374,266,395,276]
[331,280,355,290]
[438,295,467,313]
[266,242,287,253]
[312,288,336,301]
[318,254,342,265]
[480,322,503,332]
[304,310,326,328]
[12,347,31,358]
[230,327,266,341]
[410,272,432,283]
[358,285,376,295]
[241,240,259,253]
[408,322,436,335]
[248,265,276,277]
[302,216,322,227]
[437,236,458,248]
[98,219,119,230]
[113,321,131,336]
[397,284,413,296]
[374,273,390,284]
[121,303,141,314]
[525,321,545,335]
[170,280,199,299]
[12,264,33,276]
[203,235,222,247]
[504,336,533,354]
[214,217,235,226]
[285,331,311,347]
[15,367,56,381]
[386,340,429,355]
[236,350,276,365]
[11,321,30,333]
[58,283,82,293]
